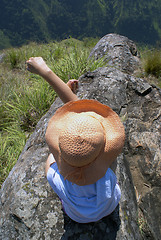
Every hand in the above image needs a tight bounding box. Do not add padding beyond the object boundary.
[66,79,78,93]
[26,57,51,76]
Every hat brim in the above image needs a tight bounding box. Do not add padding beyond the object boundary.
[46,99,125,185]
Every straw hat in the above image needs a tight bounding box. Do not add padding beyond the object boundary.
[45,99,125,186]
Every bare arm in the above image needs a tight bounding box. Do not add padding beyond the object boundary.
[45,153,56,176]
[26,57,79,103]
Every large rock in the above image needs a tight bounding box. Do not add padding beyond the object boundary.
[89,33,140,74]
[78,66,161,239]
[0,34,160,239]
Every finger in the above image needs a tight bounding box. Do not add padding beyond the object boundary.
[26,65,30,71]
[26,57,34,64]
[74,83,78,92]
[66,80,72,88]
[71,81,74,88]
[73,81,78,90]
[25,61,31,71]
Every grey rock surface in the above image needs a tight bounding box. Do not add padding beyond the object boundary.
[0,34,161,239]
[78,65,161,239]
[89,33,140,74]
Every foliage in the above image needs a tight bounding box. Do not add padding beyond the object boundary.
[0,128,26,185]
[51,45,105,81]
[6,49,23,69]
[1,0,161,49]
[133,45,161,87]
[0,30,11,49]
[143,49,161,77]
[82,37,100,48]
[3,81,55,131]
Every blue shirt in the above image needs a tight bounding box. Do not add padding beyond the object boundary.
[47,162,121,223]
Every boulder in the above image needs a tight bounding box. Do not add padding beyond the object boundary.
[78,65,161,239]
[0,34,160,239]
[89,33,140,74]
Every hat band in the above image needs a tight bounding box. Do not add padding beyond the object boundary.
[63,155,97,185]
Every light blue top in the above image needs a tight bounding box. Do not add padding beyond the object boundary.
[47,162,121,223]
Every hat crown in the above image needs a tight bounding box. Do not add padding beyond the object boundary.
[59,113,105,167]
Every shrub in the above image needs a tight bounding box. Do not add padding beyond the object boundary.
[143,49,161,77]
[2,80,55,131]
[5,48,23,69]
[0,128,26,186]
[51,45,106,81]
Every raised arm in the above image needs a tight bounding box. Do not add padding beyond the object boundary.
[26,57,79,103]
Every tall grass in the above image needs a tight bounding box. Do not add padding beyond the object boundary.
[51,45,105,80]
[143,49,161,77]
[0,128,26,185]
[134,45,161,88]
[0,38,105,187]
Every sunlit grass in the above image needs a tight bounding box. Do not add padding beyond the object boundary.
[0,128,26,185]
[3,81,55,131]
[135,46,161,88]
[143,49,161,77]
[51,45,105,81]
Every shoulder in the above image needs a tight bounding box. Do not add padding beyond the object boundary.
[96,168,117,192]
[103,168,117,182]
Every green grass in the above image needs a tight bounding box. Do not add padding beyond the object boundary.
[143,49,161,77]
[135,46,161,88]
[0,128,26,185]
[0,37,106,188]
[3,81,55,131]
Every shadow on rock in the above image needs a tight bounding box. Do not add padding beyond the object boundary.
[61,205,120,240]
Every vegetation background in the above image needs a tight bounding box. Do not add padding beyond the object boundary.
[1,0,161,49]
